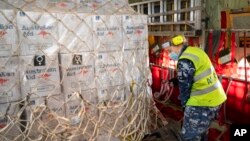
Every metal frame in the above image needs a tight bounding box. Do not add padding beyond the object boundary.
[130,0,203,36]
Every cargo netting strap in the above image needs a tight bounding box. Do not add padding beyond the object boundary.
[0,1,163,141]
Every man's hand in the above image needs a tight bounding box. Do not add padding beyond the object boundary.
[169,77,178,86]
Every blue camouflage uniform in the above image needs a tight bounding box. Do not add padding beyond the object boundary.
[177,50,220,141]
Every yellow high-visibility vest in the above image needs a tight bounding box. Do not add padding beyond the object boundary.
[179,47,227,107]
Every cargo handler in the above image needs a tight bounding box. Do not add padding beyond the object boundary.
[163,35,227,141]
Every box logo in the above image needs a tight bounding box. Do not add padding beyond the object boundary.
[0,31,7,38]
[34,55,46,66]
[72,55,82,65]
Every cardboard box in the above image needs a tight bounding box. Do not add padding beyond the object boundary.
[8,0,76,11]
[19,54,61,99]
[97,85,125,104]
[64,89,98,137]
[95,51,124,88]
[97,85,129,131]
[58,13,94,53]
[122,15,148,50]
[46,94,65,117]
[24,97,46,121]
[0,57,21,103]
[76,0,130,14]
[7,0,27,8]
[60,53,95,93]
[123,48,149,84]
[0,9,18,58]
[24,96,67,140]
[17,11,59,56]
[65,89,98,119]
[42,95,67,135]
[23,96,45,140]
[93,15,122,52]
[0,102,23,140]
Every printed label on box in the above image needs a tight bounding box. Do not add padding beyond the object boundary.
[0,9,18,57]
[19,55,61,98]
[122,15,148,49]
[0,57,21,103]
[93,15,122,52]
[17,11,59,56]
[95,51,124,88]
[60,53,95,93]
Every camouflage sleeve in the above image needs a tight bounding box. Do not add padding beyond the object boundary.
[177,59,195,106]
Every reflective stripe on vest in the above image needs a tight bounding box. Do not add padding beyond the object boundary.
[181,51,218,96]
[179,47,227,107]
[181,53,199,61]
[191,81,221,96]
[194,67,213,82]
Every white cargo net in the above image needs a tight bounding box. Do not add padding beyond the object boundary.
[0,0,164,141]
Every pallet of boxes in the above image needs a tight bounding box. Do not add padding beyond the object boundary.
[0,0,152,141]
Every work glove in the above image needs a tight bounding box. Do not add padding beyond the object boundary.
[169,77,178,86]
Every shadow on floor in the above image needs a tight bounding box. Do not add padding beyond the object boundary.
[142,118,182,141]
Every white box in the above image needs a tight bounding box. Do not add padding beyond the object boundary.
[19,54,61,99]
[38,0,76,10]
[64,89,97,134]
[42,95,67,135]
[24,97,45,140]
[58,13,94,53]
[17,11,59,56]
[0,57,21,103]
[0,9,18,58]
[60,53,95,93]
[123,48,149,84]
[8,0,76,10]
[46,94,65,117]
[122,15,148,50]
[93,15,123,52]
[93,0,127,14]
[65,89,98,119]
[95,51,124,88]
[25,97,46,120]
[76,0,130,14]
[97,86,128,135]
[97,85,128,130]
[6,0,26,8]
[24,96,67,140]
[0,102,22,140]
[76,0,99,13]
[97,85,125,104]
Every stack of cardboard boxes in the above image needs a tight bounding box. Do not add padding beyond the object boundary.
[0,0,150,140]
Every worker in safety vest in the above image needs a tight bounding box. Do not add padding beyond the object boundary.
[162,35,227,141]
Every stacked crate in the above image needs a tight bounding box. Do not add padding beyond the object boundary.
[0,0,150,140]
